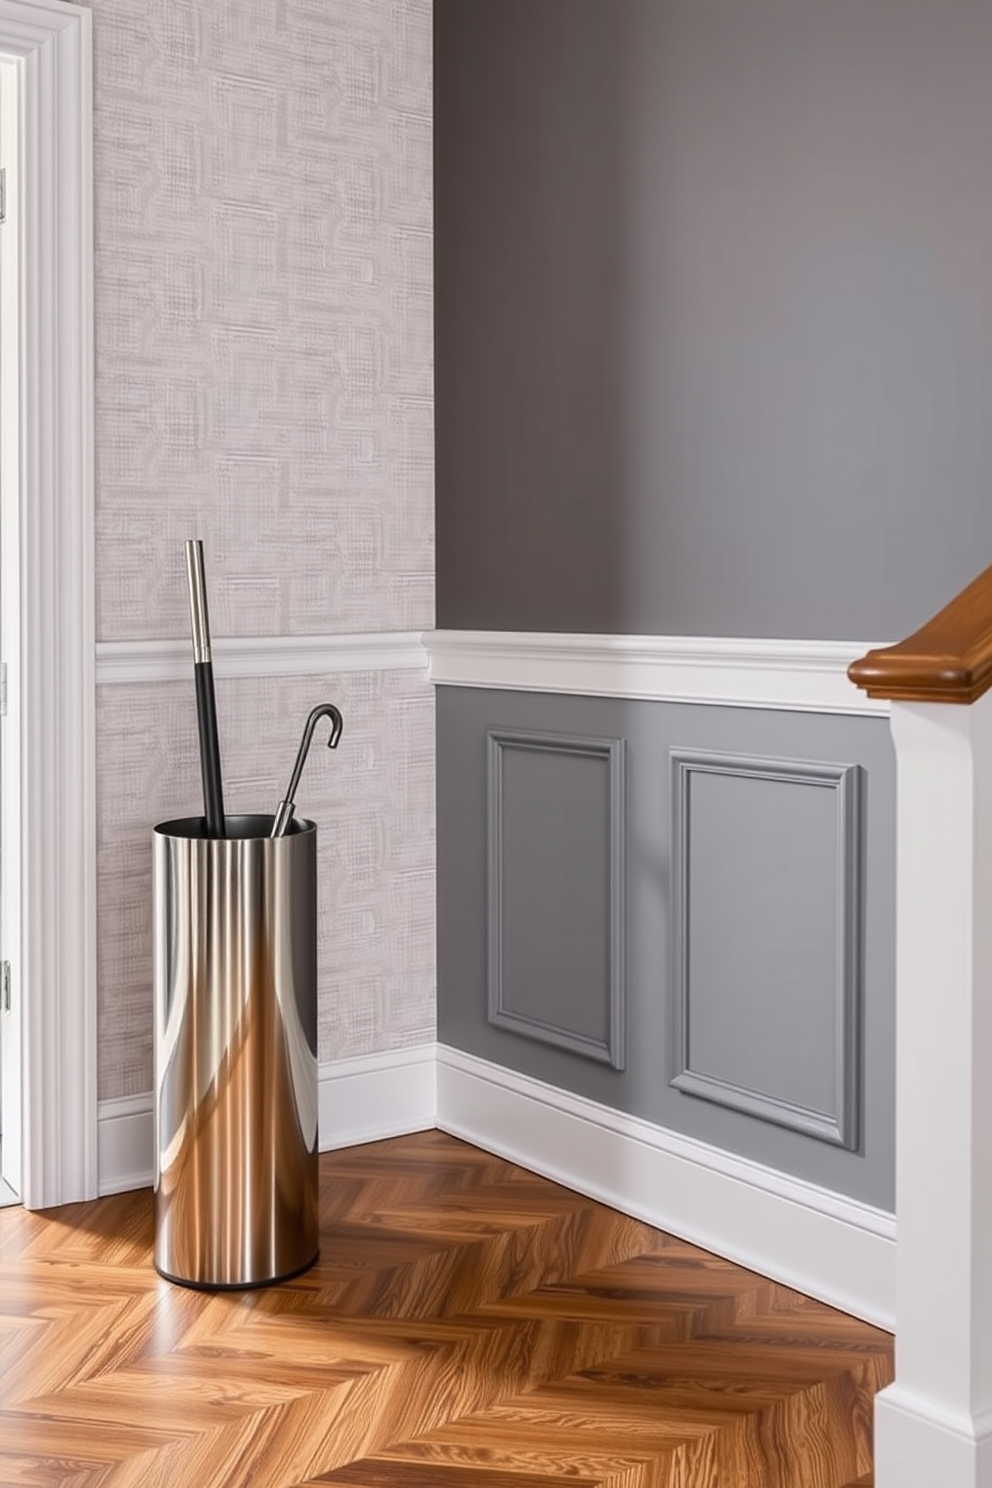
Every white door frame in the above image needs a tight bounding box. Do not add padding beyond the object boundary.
[0,0,95,1209]
[0,49,23,1198]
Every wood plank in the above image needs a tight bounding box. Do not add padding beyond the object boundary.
[0,1130,892,1487]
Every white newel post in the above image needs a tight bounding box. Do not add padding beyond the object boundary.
[875,691,992,1487]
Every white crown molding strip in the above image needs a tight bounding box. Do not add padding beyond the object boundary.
[435,1045,896,1331]
[95,630,891,718]
[426,629,891,717]
[97,1044,438,1196]
[95,632,430,686]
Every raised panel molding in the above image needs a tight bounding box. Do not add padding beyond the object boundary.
[670,748,863,1149]
[487,728,626,1069]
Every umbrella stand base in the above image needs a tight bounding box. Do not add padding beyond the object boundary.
[154,1248,320,1293]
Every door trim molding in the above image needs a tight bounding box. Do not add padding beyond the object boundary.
[2,0,95,1207]
[0,50,21,1196]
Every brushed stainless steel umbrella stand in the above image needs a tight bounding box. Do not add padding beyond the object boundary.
[152,813,319,1289]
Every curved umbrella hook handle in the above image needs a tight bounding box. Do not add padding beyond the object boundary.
[270,703,343,839]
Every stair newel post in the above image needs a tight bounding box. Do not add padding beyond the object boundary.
[873,695,992,1486]
[850,562,992,1488]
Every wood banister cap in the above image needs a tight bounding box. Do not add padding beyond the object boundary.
[848,562,992,703]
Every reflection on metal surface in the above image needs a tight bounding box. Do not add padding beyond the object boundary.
[153,815,319,1289]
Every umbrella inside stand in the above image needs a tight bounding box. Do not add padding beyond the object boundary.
[185,539,226,839]
[271,703,344,839]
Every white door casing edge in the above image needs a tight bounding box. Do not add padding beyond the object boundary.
[4,0,95,1208]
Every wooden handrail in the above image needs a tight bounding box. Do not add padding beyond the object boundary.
[848,562,992,703]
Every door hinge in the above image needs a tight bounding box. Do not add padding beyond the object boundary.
[0,662,7,717]
[0,168,6,224]
[1,962,10,1013]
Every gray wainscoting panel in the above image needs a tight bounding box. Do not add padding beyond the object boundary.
[670,750,862,1149]
[488,729,626,1068]
[437,687,895,1210]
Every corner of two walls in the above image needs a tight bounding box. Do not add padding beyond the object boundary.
[87,0,908,1327]
[432,0,992,1247]
[89,0,435,1106]
[424,0,979,1321]
[436,675,896,1217]
[433,661,898,1325]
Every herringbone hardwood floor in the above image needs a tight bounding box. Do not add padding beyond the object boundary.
[0,1131,892,1487]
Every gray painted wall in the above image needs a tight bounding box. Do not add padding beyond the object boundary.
[436,0,992,641]
[437,687,896,1209]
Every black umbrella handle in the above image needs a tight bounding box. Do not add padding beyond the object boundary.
[271,703,343,838]
[185,540,226,839]
[194,662,226,839]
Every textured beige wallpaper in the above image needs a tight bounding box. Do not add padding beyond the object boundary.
[97,670,435,1100]
[87,0,433,641]
[80,0,435,1099]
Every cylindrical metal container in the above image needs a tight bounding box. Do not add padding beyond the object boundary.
[152,814,319,1289]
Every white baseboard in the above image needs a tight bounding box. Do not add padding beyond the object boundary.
[96,1041,894,1330]
[875,1384,992,1488]
[425,629,891,716]
[97,1094,154,1197]
[316,1045,436,1150]
[435,1045,896,1331]
[97,1044,437,1196]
